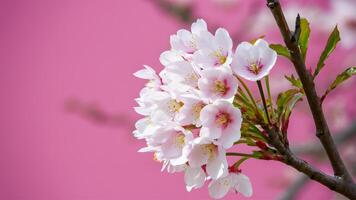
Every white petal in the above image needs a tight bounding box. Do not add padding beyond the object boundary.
[188,144,209,168]
[160,50,183,66]
[200,126,221,140]
[234,173,253,197]
[215,28,232,52]
[184,167,206,191]
[206,148,228,179]
[208,177,231,199]
[191,19,207,35]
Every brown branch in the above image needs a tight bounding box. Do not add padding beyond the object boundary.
[266,128,356,199]
[263,0,356,198]
[266,0,353,183]
[277,122,356,200]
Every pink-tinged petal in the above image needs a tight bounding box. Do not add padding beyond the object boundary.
[254,38,269,48]
[215,28,233,52]
[185,167,206,192]
[208,176,231,199]
[206,148,228,179]
[193,49,216,69]
[234,173,253,197]
[159,50,183,66]
[160,136,182,159]
[188,144,209,168]
[219,128,241,149]
[200,126,221,139]
[232,39,277,81]
[200,103,219,126]
[235,41,253,52]
[191,19,207,35]
[198,69,237,101]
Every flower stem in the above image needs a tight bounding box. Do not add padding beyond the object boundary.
[235,76,258,110]
[257,80,271,125]
[264,76,275,118]
[226,152,256,158]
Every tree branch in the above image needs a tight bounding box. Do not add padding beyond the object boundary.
[266,128,356,199]
[278,122,356,200]
[266,0,353,183]
[277,175,309,200]
[292,122,356,156]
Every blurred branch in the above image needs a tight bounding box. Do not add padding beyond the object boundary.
[65,98,133,130]
[277,175,309,200]
[150,0,195,24]
[292,122,356,156]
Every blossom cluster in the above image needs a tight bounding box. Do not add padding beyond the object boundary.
[133,19,277,199]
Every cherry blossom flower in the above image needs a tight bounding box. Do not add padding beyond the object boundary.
[188,137,228,180]
[193,28,233,68]
[140,126,193,166]
[198,68,238,102]
[231,39,277,81]
[176,94,207,126]
[200,100,242,149]
[208,172,253,199]
[163,60,201,92]
[170,19,209,55]
[133,18,255,198]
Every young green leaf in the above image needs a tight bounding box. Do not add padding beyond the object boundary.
[269,44,291,59]
[299,18,310,61]
[314,26,340,78]
[321,67,356,102]
[276,89,303,128]
[285,75,303,90]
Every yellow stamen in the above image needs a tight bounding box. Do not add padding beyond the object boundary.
[175,134,185,148]
[203,144,217,160]
[216,113,230,126]
[168,100,183,113]
[213,80,227,94]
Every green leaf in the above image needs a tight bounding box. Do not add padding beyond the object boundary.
[322,67,356,101]
[276,89,303,126]
[285,75,303,90]
[284,92,303,119]
[314,26,340,77]
[270,44,291,59]
[276,89,299,115]
[299,18,310,61]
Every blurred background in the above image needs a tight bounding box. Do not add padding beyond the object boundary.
[0,0,355,199]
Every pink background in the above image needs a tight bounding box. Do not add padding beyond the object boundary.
[0,0,354,199]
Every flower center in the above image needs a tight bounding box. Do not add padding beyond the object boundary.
[213,50,227,65]
[192,102,205,119]
[203,144,217,160]
[213,80,228,95]
[168,100,184,113]
[248,61,263,75]
[174,134,186,148]
[215,112,230,128]
[184,72,199,87]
